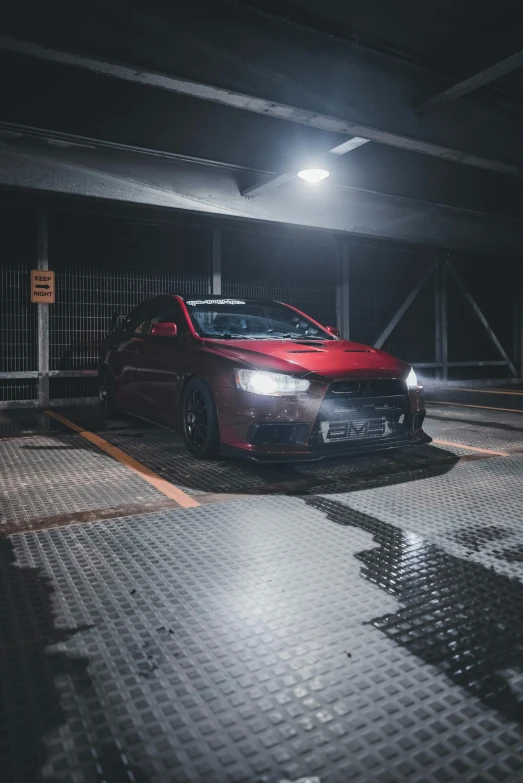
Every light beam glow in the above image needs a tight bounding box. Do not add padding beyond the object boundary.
[297,168,330,183]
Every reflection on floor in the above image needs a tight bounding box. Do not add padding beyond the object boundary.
[1,385,523,782]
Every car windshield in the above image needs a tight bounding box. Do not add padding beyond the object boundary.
[184,298,334,340]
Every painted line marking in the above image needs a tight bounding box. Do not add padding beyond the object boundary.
[432,439,508,457]
[426,400,523,414]
[44,410,200,508]
[449,388,523,396]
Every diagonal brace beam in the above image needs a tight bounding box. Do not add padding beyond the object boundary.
[422,49,523,111]
[374,263,437,349]
[447,262,518,377]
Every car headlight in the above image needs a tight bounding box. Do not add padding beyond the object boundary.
[235,369,310,395]
[406,367,419,389]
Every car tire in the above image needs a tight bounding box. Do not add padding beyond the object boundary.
[182,378,220,459]
[99,368,117,416]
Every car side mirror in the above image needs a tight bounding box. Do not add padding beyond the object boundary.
[325,325,340,337]
[151,322,178,338]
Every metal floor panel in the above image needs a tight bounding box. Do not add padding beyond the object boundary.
[330,453,523,581]
[426,404,523,453]
[2,398,523,781]
[0,433,164,531]
[94,422,281,497]
[3,490,523,783]
[61,410,464,498]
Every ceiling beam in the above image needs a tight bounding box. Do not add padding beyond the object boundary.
[422,49,523,111]
[1,126,522,254]
[241,137,370,198]
[241,173,296,199]
[1,34,523,177]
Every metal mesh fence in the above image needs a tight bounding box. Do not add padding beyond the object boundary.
[49,376,99,401]
[445,256,521,380]
[349,244,436,364]
[0,204,38,402]
[48,211,212,396]
[448,257,515,363]
[1,198,521,408]
[221,229,338,327]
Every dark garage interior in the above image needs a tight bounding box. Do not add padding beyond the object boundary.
[2,1,523,782]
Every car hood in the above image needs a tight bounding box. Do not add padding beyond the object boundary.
[202,338,408,379]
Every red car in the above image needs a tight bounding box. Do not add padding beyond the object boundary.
[99,294,429,461]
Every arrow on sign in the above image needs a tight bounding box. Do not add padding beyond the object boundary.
[35,284,50,289]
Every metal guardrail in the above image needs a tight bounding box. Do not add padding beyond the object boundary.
[0,370,99,379]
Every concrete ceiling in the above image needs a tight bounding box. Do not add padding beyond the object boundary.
[2,0,523,252]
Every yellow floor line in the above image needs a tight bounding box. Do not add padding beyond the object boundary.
[45,410,200,509]
[426,400,523,414]
[432,438,508,457]
[450,387,523,396]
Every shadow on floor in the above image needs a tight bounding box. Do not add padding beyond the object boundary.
[0,538,150,782]
[307,496,523,727]
[1,407,460,499]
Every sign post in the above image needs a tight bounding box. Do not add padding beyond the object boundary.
[34,208,52,407]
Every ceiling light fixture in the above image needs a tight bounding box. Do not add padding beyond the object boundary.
[297,168,330,183]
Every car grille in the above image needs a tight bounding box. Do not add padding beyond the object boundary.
[312,378,409,446]
[328,379,406,396]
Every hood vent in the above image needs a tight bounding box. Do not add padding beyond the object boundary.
[287,349,325,354]
[343,349,372,353]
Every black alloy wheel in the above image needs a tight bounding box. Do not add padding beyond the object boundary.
[182,378,220,458]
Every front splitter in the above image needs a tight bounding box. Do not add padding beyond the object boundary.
[221,429,432,463]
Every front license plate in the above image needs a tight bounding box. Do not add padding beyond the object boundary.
[319,417,386,443]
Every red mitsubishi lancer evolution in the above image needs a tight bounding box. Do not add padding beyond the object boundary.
[99,295,430,461]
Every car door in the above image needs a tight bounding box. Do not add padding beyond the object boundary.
[107,302,153,410]
[133,297,186,424]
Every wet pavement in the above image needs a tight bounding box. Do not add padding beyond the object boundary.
[2,383,523,781]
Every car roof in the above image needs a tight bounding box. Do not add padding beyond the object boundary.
[130,295,283,308]
[179,295,280,305]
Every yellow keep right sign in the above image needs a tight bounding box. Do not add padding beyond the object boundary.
[31,270,55,303]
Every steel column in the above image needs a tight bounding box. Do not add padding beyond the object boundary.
[336,241,350,339]
[37,206,50,407]
[515,293,523,377]
[440,260,449,380]
[212,228,221,295]
[521,295,523,378]
[434,261,442,379]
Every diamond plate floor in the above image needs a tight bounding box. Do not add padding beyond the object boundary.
[2,391,523,782]
[0,432,166,533]
[426,404,523,453]
[3,491,523,783]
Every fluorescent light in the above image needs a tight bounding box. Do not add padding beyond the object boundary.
[329,137,369,155]
[297,168,330,183]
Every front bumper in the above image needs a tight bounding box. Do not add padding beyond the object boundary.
[214,378,430,462]
[221,427,431,462]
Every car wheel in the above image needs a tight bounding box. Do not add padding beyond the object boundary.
[99,368,116,416]
[182,378,220,459]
